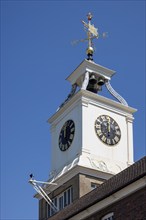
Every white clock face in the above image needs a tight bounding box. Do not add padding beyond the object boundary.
[95,115,121,146]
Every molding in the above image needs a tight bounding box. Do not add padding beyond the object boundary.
[48,97,81,125]
[81,90,136,114]
[126,115,134,123]
[81,95,89,107]
[48,90,137,124]
[35,164,113,199]
[66,59,116,86]
[69,177,146,220]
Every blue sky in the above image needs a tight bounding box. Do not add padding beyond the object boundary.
[1,1,145,219]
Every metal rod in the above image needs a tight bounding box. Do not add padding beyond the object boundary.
[30,179,57,185]
[29,177,58,212]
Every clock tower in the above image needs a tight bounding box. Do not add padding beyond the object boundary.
[38,13,137,219]
[48,59,136,179]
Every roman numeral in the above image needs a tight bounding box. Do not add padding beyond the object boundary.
[65,144,68,149]
[60,144,65,151]
[97,129,102,136]
[68,141,71,146]
[70,127,75,132]
[69,134,74,140]
[114,136,119,142]
[101,115,106,121]
[112,139,116,145]
[101,136,107,142]
[95,124,101,129]
[107,138,111,145]
[115,130,121,136]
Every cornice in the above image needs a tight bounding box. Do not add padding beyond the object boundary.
[48,89,137,124]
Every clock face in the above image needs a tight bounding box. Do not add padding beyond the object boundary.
[95,115,121,146]
[59,120,75,151]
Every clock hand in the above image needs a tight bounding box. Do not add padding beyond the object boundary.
[63,125,67,138]
[64,129,66,138]
[107,117,111,133]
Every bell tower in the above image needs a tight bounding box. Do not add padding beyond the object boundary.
[37,13,137,219]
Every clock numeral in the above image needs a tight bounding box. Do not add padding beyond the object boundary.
[60,144,65,151]
[70,127,75,132]
[107,138,111,145]
[95,124,101,129]
[101,136,107,142]
[97,129,102,137]
[115,130,121,136]
[114,136,120,143]
[67,120,73,128]
[65,144,68,150]
[68,141,71,146]
[96,119,101,124]
[70,123,74,128]
[112,139,116,145]
[101,115,106,121]
[69,134,74,140]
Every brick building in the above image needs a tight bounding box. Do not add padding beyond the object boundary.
[47,156,146,220]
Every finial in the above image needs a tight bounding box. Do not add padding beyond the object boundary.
[87,12,93,21]
[81,13,107,61]
[72,13,107,60]
[81,12,98,61]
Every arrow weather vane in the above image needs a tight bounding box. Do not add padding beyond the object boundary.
[73,12,107,61]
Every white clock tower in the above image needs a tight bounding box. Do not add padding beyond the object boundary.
[37,13,137,219]
[49,59,136,176]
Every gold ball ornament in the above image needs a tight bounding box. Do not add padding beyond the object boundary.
[86,46,94,55]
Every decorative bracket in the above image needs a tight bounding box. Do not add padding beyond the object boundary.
[57,77,128,111]
[105,81,128,106]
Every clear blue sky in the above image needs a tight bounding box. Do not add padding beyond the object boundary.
[1,1,145,219]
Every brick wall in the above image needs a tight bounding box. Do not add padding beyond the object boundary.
[84,187,146,220]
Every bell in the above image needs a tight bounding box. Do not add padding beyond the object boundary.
[97,77,105,86]
[87,74,98,93]
[89,74,97,84]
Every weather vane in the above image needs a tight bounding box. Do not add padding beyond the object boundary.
[72,12,107,61]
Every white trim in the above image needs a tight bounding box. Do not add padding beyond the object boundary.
[69,177,146,220]
[35,164,113,199]
[66,59,115,86]
[48,90,136,124]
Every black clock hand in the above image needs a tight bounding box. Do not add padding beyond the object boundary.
[107,117,111,133]
[63,124,67,138]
